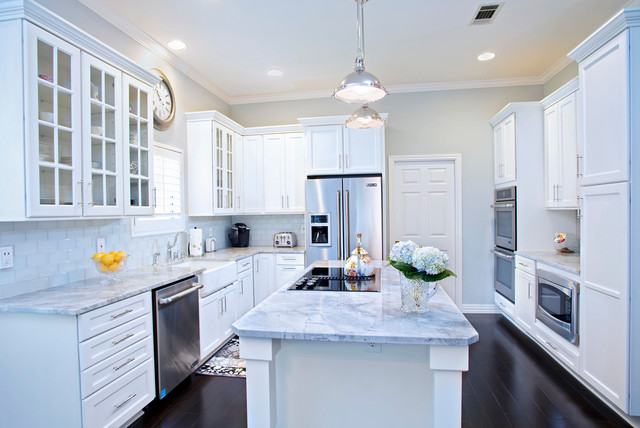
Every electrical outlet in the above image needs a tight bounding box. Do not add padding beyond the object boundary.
[364,342,381,353]
[208,227,213,237]
[96,237,106,253]
[0,246,13,269]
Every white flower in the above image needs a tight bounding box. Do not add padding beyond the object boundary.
[389,241,418,264]
[411,246,449,275]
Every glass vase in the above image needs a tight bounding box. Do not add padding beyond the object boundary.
[400,277,439,313]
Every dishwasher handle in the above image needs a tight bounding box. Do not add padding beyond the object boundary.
[158,283,203,306]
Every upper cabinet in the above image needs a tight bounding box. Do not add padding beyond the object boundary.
[300,116,386,176]
[239,135,264,214]
[492,113,516,185]
[0,6,158,221]
[542,79,579,209]
[263,133,305,213]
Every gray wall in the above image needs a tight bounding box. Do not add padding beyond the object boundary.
[231,85,544,306]
[543,63,579,97]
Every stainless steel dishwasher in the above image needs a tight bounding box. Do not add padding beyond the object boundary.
[153,275,202,399]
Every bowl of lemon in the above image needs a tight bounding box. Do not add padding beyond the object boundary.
[92,250,128,275]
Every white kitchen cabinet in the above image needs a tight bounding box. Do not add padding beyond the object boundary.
[534,322,580,373]
[514,256,535,334]
[186,114,240,216]
[543,87,579,209]
[492,113,516,185]
[237,256,255,317]
[240,135,265,214]
[219,282,238,339]
[263,133,305,213]
[304,124,384,175]
[199,288,222,359]
[254,253,275,305]
[275,253,305,288]
[577,30,629,187]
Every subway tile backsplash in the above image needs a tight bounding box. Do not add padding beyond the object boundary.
[0,214,304,299]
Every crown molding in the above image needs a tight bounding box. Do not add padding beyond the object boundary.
[297,113,388,127]
[489,102,542,127]
[540,77,579,108]
[78,0,231,104]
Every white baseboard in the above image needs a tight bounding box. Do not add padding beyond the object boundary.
[461,304,500,314]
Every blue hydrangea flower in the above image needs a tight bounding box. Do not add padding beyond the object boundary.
[411,246,449,275]
[389,241,418,264]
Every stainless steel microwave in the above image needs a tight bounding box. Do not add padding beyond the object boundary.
[536,269,579,345]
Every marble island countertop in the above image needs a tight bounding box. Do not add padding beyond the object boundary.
[516,250,580,275]
[0,246,305,316]
[232,260,479,346]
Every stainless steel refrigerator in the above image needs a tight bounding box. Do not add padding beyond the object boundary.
[305,175,383,265]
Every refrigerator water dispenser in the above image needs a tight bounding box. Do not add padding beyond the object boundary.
[309,213,331,246]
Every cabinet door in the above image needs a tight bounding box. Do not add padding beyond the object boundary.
[241,135,264,214]
[233,132,243,213]
[343,127,383,173]
[186,120,214,216]
[580,182,629,410]
[305,125,343,175]
[82,53,123,216]
[557,93,578,208]
[123,74,154,215]
[579,30,629,186]
[212,123,235,215]
[285,133,306,212]
[254,254,275,304]
[24,23,82,217]
[263,134,286,213]
[237,269,255,318]
[220,283,238,340]
[544,104,561,207]
[502,114,516,183]
[514,269,535,333]
[276,264,305,288]
[199,289,222,359]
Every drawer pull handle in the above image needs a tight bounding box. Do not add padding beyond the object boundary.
[111,309,133,319]
[112,333,134,346]
[113,357,135,371]
[546,341,559,351]
[114,393,137,409]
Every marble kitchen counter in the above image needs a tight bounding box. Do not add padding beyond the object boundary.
[233,260,478,346]
[196,246,304,261]
[516,250,580,275]
[0,265,203,315]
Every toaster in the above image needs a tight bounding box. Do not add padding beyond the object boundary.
[274,232,297,248]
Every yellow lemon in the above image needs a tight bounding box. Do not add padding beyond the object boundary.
[109,251,117,256]
[102,255,115,266]
[99,263,109,272]
[108,263,120,272]
[92,253,102,261]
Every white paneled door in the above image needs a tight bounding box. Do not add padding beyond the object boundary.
[389,155,461,306]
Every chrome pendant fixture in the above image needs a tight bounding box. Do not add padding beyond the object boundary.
[346,102,383,129]
[333,0,387,104]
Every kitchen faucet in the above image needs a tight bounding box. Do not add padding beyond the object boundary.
[167,231,187,261]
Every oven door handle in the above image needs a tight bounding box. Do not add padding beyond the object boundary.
[158,283,203,306]
[491,249,514,260]
[491,203,514,208]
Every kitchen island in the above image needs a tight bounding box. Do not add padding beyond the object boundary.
[232,261,478,428]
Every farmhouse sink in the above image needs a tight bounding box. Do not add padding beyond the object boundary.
[172,259,237,296]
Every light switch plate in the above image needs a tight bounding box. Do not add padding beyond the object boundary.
[96,238,106,253]
[0,246,13,269]
[364,342,381,353]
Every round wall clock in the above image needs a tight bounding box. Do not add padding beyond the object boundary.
[151,69,176,131]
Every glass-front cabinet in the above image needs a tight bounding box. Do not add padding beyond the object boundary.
[25,24,82,217]
[82,53,122,216]
[123,74,154,215]
[214,123,235,214]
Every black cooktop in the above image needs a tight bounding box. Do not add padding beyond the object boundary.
[288,267,381,292]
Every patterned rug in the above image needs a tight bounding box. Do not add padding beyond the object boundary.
[196,337,246,378]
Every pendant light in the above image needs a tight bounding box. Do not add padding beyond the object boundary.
[333,0,387,104]
[346,103,384,129]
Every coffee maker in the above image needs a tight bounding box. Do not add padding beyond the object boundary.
[229,223,250,247]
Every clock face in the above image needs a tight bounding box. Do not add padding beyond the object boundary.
[151,70,175,130]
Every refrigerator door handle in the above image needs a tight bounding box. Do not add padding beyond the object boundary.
[336,190,342,260]
[345,190,350,254]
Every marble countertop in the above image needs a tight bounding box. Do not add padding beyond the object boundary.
[0,246,305,316]
[232,260,479,346]
[516,250,580,275]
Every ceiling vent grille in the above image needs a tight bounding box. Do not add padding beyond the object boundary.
[471,3,502,25]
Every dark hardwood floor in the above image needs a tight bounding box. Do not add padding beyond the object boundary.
[132,314,631,428]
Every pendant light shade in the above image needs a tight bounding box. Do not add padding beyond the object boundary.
[346,103,384,129]
[333,0,387,104]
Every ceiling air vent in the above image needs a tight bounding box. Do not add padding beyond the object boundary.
[471,3,502,25]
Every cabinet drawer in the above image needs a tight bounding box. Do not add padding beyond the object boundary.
[237,256,253,273]
[535,323,580,373]
[275,253,304,265]
[82,358,155,428]
[78,293,151,341]
[515,256,535,275]
[79,314,152,370]
[80,335,153,399]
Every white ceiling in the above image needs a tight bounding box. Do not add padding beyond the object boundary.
[80,0,629,105]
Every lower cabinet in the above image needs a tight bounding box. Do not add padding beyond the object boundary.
[275,253,305,288]
[237,256,255,318]
[199,281,238,360]
[514,256,536,333]
[220,283,238,339]
[254,253,275,304]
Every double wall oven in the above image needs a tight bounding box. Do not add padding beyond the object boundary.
[492,186,516,302]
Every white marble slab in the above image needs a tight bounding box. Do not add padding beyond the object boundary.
[195,246,304,261]
[232,260,478,346]
[516,250,580,275]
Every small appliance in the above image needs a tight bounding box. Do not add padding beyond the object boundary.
[536,268,580,344]
[205,237,216,252]
[229,223,250,247]
[274,232,297,248]
[288,267,381,292]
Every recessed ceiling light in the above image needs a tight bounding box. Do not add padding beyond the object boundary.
[266,68,283,77]
[477,52,496,61]
[167,40,187,51]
